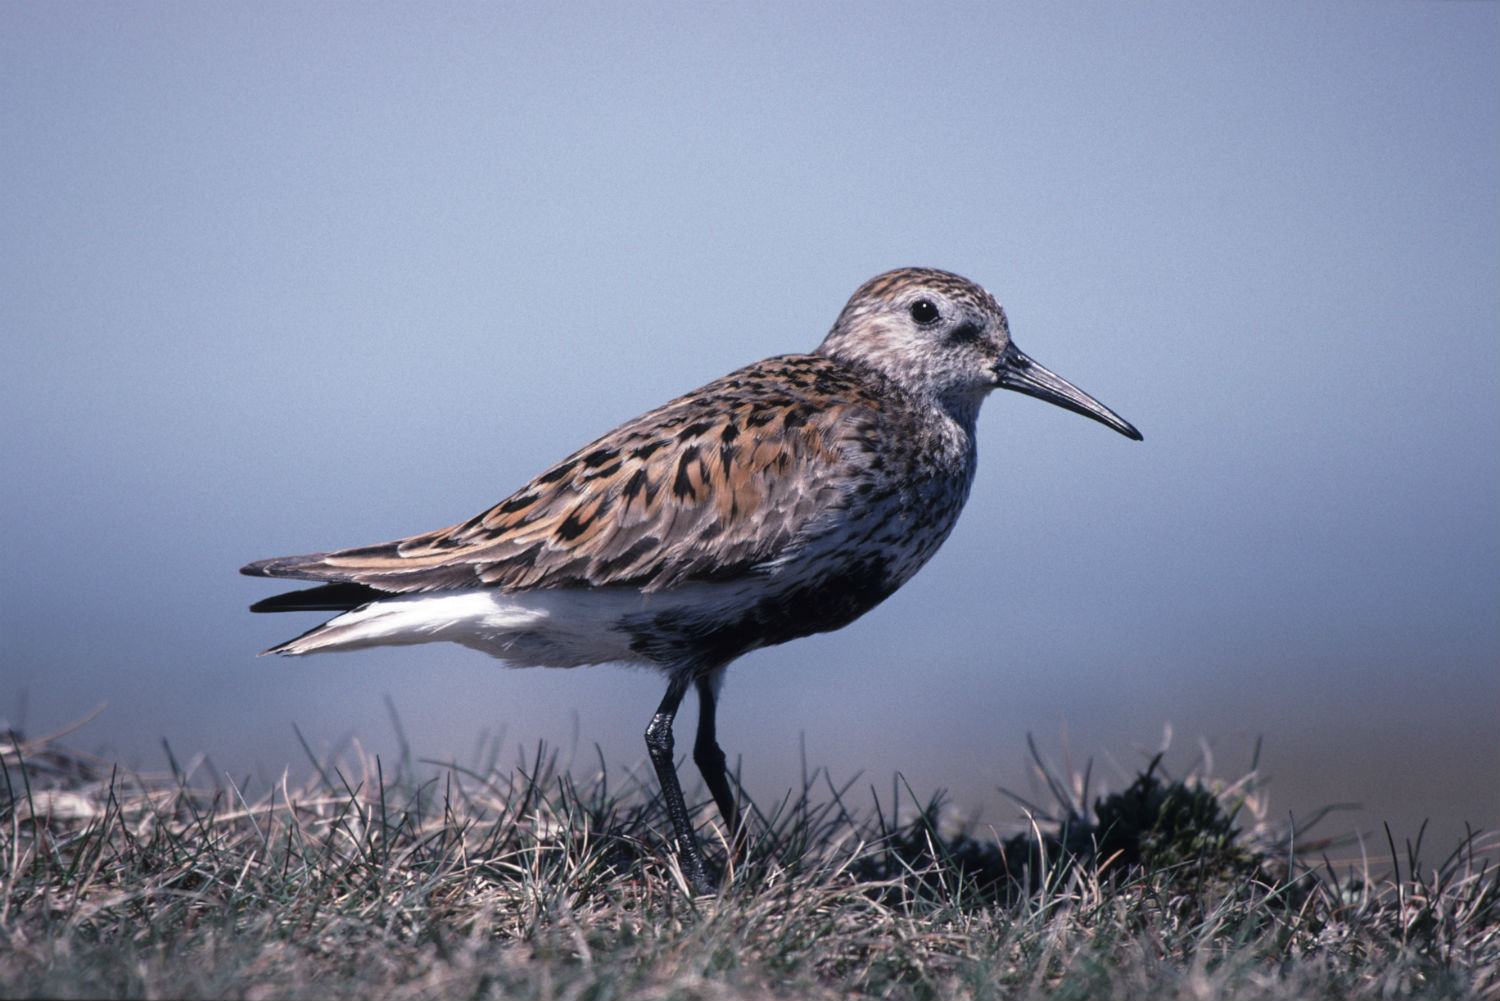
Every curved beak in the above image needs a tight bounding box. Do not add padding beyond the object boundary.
[996,343,1142,441]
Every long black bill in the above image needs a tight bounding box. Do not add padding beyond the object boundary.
[996,343,1143,441]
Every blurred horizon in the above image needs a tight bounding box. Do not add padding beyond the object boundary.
[3,3,1496,854]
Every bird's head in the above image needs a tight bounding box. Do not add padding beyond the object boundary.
[818,267,1141,440]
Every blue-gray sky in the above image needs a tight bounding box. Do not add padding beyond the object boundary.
[3,3,1497,853]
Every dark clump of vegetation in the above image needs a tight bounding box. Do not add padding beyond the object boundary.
[2,719,1497,1000]
[858,741,1268,909]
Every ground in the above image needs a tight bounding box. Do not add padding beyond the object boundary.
[3,725,1497,1000]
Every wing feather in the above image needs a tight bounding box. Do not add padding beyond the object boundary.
[241,355,891,594]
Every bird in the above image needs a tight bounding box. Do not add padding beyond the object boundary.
[242,267,1141,893]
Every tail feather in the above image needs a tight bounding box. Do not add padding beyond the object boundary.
[249,582,389,614]
[250,588,655,666]
[258,591,548,658]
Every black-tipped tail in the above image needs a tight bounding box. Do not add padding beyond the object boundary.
[249,581,389,614]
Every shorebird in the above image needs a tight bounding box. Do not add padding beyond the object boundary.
[243,267,1141,892]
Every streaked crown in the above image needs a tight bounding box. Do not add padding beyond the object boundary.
[817,268,1013,419]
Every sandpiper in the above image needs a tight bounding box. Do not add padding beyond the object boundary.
[243,267,1141,892]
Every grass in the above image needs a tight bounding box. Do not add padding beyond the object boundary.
[2,720,1497,1000]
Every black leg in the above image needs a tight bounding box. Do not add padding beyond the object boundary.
[644,674,717,893]
[692,674,740,843]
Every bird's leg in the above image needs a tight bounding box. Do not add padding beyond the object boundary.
[692,673,745,860]
[644,674,717,893]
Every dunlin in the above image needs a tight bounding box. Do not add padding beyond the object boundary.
[243,267,1141,892]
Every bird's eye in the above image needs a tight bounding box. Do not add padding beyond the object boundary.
[909,299,940,324]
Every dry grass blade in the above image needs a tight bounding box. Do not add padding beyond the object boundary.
[1,721,1496,999]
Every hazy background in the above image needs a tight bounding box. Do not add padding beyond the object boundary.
[4,4,1496,854]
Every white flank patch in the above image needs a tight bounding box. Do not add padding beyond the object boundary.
[274,582,760,670]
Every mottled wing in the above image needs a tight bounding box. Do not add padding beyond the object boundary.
[241,355,891,594]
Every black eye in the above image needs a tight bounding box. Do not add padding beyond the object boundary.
[909,299,940,324]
